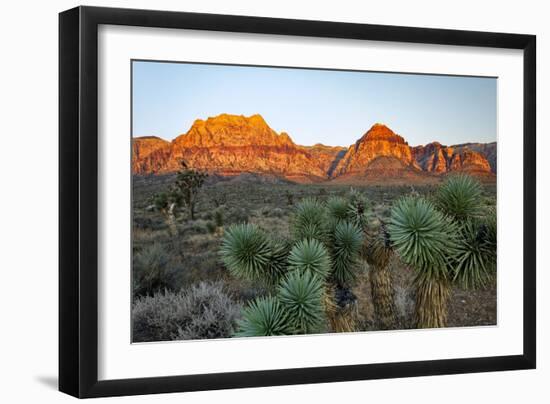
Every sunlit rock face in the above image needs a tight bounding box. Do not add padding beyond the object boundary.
[332,124,420,177]
[132,115,495,183]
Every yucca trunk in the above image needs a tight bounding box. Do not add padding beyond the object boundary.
[323,285,357,333]
[414,275,451,328]
[363,227,397,330]
[370,263,397,330]
[165,202,178,236]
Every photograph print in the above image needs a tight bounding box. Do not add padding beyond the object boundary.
[131,60,497,343]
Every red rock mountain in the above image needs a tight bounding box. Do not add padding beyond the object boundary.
[132,114,495,183]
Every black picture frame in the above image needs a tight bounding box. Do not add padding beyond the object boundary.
[59,5,536,398]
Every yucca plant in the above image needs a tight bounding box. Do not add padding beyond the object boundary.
[435,174,483,221]
[388,196,458,328]
[234,296,292,337]
[453,218,496,289]
[287,238,331,280]
[220,224,287,287]
[436,174,496,290]
[330,221,364,286]
[291,198,329,243]
[483,207,497,260]
[277,270,325,334]
[362,223,397,329]
[347,188,371,229]
[326,196,350,224]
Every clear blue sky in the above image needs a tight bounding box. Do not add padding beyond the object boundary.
[132,60,496,147]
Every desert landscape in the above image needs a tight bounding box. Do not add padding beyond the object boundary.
[131,113,497,342]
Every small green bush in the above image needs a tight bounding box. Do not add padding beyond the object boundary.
[214,208,224,227]
[206,221,217,234]
[133,243,170,297]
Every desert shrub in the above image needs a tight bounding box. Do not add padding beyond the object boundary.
[206,221,217,234]
[132,282,242,342]
[201,211,214,221]
[285,190,294,206]
[133,216,166,231]
[260,206,271,216]
[271,207,284,218]
[133,243,170,297]
[227,206,249,224]
[214,208,224,227]
[184,219,210,235]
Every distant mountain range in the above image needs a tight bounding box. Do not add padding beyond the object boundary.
[132,114,496,184]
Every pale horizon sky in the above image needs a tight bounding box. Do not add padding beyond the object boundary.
[132,60,497,148]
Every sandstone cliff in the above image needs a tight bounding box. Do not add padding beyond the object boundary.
[132,115,495,183]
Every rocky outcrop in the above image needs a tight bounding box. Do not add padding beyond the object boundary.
[332,124,422,177]
[452,142,497,173]
[413,142,494,175]
[133,114,331,182]
[298,144,347,177]
[132,115,495,183]
[132,136,170,173]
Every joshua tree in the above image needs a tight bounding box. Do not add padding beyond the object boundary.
[362,222,397,330]
[221,193,367,336]
[388,196,458,328]
[173,160,208,220]
[152,189,183,236]
[436,174,496,289]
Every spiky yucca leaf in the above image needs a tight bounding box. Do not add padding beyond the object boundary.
[453,218,495,289]
[234,297,292,337]
[219,224,271,282]
[388,196,457,280]
[291,198,328,243]
[435,174,483,221]
[326,196,350,223]
[331,221,364,286]
[484,207,497,257]
[287,239,331,280]
[278,271,325,334]
[347,188,370,228]
[265,238,292,285]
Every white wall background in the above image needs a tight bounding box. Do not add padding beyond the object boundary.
[0,0,546,402]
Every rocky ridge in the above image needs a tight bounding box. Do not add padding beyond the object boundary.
[132,114,496,183]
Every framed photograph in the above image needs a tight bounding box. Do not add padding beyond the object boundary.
[59,6,536,398]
